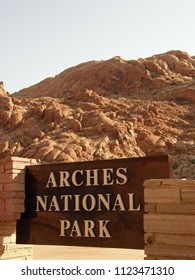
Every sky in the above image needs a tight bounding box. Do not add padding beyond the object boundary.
[0,0,195,93]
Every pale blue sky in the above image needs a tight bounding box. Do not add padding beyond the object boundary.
[1,0,195,93]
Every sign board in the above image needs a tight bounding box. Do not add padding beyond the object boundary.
[17,155,171,249]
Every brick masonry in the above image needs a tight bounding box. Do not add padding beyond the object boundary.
[144,179,195,259]
[0,157,36,260]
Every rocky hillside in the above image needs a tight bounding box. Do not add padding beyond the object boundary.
[0,50,195,179]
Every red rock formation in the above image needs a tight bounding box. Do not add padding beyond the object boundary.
[0,50,194,179]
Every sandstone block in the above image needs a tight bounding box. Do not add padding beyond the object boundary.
[0,245,33,260]
[3,183,24,191]
[156,203,195,214]
[0,200,4,212]
[144,188,180,204]
[145,243,195,259]
[0,213,20,221]
[155,233,195,247]
[0,224,16,235]
[181,189,195,203]
[144,214,195,234]
[5,203,24,213]
[0,234,16,244]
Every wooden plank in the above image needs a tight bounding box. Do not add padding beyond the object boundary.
[144,214,195,234]
[144,188,180,204]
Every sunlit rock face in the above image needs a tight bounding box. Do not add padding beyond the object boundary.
[1,50,195,179]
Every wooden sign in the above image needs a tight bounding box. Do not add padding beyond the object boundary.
[17,155,171,249]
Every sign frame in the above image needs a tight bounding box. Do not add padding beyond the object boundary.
[17,155,172,249]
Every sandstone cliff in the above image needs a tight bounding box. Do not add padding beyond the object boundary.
[1,50,195,179]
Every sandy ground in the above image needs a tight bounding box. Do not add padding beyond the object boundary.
[33,245,144,260]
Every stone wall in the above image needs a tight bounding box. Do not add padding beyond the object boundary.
[144,179,195,259]
[0,157,36,260]
[1,157,195,260]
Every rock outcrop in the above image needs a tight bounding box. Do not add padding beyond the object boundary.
[0,50,194,179]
